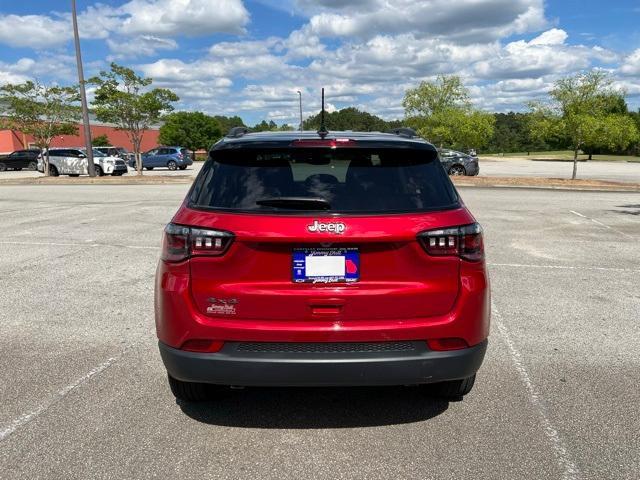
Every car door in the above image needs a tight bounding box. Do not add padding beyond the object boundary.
[142,149,158,167]
[154,148,171,167]
[6,151,25,169]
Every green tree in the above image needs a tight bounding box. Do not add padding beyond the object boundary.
[0,80,80,176]
[252,119,278,132]
[302,107,402,132]
[528,71,639,179]
[214,115,246,134]
[159,112,222,159]
[403,75,494,150]
[92,134,111,147]
[89,63,179,175]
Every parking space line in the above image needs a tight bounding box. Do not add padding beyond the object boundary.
[569,210,634,239]
[489,262,640,273]
[493,302,580,480]
[0,356,119,442]
[0,240,157,250]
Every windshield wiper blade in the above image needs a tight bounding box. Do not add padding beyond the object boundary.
[256,197,331,210]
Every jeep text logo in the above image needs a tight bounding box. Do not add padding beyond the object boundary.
[307,220,346,234]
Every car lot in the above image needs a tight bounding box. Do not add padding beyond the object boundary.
[0,184,638,479]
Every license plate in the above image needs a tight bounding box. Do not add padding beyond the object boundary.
[292,247,359,283]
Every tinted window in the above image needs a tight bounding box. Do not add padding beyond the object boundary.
[190,147,458,214]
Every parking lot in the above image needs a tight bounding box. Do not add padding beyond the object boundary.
[1,159,640,184]
[0,184,638,479]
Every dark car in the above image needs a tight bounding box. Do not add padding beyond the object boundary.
[0,149,41,171]
[438,149,479,176]
[156,128,489,402]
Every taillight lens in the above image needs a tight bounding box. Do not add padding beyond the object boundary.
[417,223,484,262]
[161,223,234,262]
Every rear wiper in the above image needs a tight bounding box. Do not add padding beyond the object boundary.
[256,197,331,210]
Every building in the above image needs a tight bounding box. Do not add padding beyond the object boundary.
[0,122,160,154]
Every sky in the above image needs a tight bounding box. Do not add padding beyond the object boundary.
[0,0,639,126]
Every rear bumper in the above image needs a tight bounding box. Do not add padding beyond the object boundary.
[159,339,487,387]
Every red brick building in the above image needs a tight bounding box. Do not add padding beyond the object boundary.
[0,123,160,154]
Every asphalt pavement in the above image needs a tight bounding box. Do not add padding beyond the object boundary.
[0,184,638,479]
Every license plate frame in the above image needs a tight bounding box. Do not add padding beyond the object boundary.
[292,247,359,283]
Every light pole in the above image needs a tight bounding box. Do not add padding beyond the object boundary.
[71,0,96,177]
[297,90,303,131]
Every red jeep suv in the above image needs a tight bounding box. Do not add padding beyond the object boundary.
[155,129,490,401]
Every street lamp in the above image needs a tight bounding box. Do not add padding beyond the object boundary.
[71,0,96,177]
[297,90,303,131]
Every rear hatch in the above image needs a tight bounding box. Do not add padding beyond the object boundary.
[181,140,470,321]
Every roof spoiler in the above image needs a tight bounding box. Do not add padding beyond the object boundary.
[387,127,418,138]
[226,126,250,138]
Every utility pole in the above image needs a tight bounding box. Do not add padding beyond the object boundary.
[71,0,96,176]
[297,90,303,131]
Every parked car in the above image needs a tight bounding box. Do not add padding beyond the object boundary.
[438,149,479,176]
[94,146,134,163]
[130,146,193,170]
[37,148,128,176]
[156,129,489,402]
[0,149,41,171]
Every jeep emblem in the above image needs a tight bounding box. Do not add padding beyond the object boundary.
[307,220,346,234]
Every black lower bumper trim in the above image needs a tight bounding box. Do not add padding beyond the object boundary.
[159,339,488,387]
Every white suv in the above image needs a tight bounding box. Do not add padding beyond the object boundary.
[38,148,128,176]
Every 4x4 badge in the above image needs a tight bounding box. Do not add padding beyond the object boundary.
[307,220,346,234]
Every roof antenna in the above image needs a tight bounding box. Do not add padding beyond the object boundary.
[317,87,328,138]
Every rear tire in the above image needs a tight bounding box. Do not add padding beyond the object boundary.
[28,161,37,170]
[49,165,59,176]
[448,165,466,176]
[179,165,187,170]
[168,375,212,402]
[0,163,6,172]
[95,166,104,177]
[428,374,476,400]
[167,160,177,171]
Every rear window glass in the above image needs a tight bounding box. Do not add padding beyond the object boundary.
[190,147,458,214]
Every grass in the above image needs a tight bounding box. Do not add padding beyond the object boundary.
[481,150,640,162]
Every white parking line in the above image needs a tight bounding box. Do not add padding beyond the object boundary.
[488,262,639,273]
[0,356,119,442]
[0,240,157,250]
[569,210,634,239]
[493,303,580,480]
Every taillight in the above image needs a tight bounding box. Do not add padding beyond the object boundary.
[177,153,183,159]
[161,223,234,262]
[417,223,484,262]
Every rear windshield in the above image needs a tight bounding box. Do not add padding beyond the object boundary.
[189,147,458,214]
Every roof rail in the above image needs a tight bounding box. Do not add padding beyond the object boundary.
[388,127,418,138]
[226,126,251,138]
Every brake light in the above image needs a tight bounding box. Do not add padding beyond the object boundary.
[177,153,183,159]
[417,223,484,262]
[161,223,234,262]
[291,139,357,148]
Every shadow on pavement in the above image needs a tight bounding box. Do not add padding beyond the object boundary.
[613,204,640,216]
[178,386,449,429]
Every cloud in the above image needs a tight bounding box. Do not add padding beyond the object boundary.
[0,15,71,48]
[119,0,249,37]
[619,49,640,76]
[473,29,616,80]
[305,0,548,43]
[107,36,178,60]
